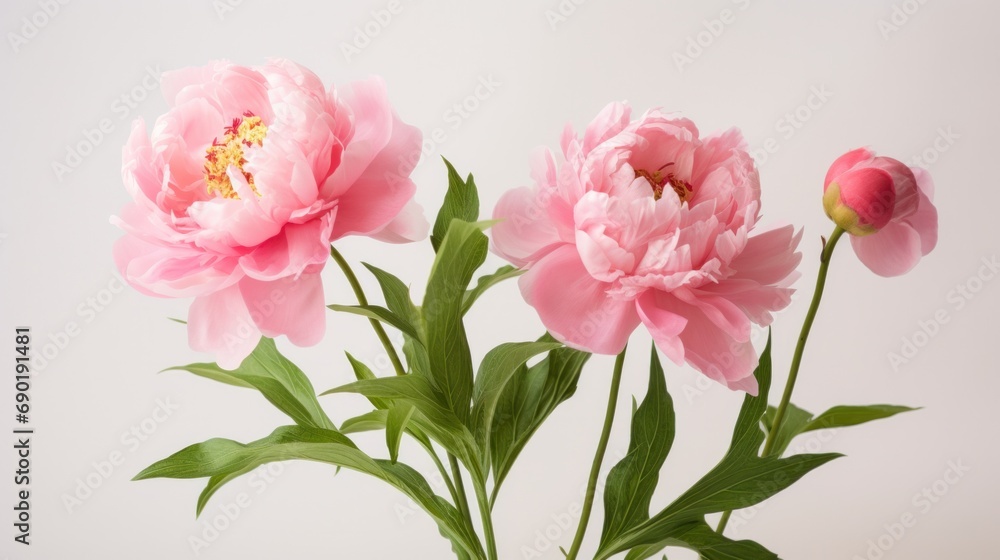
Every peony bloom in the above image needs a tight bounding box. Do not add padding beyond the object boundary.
[823,148,938,277]
[113,59,427,368]
[492,103,801,394]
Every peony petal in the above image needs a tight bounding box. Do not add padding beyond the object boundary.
[850,221,923,277]
[370,198,430,243]
[726,225,803,286]
[636,291,687,365]
[582,102,631,155]
[519,245,639,354]
[239,273,326,347]
[239,213,334,281]
[908,169,938,255]
[824,147,873,188]
[188,284,260,370]
[491,186,564,267]
[328,112,421,240]
[642,291,759,394]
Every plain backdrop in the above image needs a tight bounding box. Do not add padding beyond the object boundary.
[1,1,997,559]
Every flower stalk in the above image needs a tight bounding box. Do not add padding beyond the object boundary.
[566,346,628,560]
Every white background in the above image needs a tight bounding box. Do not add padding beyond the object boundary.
[1,1,997,559]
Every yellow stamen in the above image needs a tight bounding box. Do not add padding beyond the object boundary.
[204,114,267,199]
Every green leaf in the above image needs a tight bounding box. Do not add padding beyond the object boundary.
[362,263,422,329]
[601,345,676,547]
[166,337,334,430]
[596,334,841,559]
[469,340,562,467]
[462,265,524,315]
[340,409,389,434]
[431,158,480,252]
[344,352,389,409]
[327,304,422,341]
[135,426,483,558]
[421,219,489,423]
[324,375,483,481]
[624,522,778,560]
[761,402,815,458]
[162,363,254,389]
[489,339,591,505]
[387,403,415,464]
[803,405,918,433]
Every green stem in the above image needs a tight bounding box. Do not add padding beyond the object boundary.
[329,246,467,537]
[329,245,407,378]
[761,226,844,458]
[424,442,460,508]
[473,479,499,560]
[716,226,845,536]
[565,346,628,560]
[449,455,474,537]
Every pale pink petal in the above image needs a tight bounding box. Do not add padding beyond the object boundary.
[519,245,639,354]
[582,102,631,155]
[329,113,421,239]
[239,274,326,347]
[370,198,429,243]
[491,186,564,267]
[188,284,260,369]
[850,221,923,277]
[726,226,803,286]
[113,234,241,298]
[908,169,938,255]
[321,77,396,199]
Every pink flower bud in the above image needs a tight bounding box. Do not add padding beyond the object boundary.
[822,148,938,276]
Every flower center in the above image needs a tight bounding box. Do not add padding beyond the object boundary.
[204,111,268,199]
[634,163,693,203]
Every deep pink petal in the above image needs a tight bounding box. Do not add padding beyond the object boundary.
[824,147,873,188]
[643,291,759,394]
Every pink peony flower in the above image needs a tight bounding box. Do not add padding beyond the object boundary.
[823,148,938,277]
[492,103,802,394]
[112,59,427,368]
